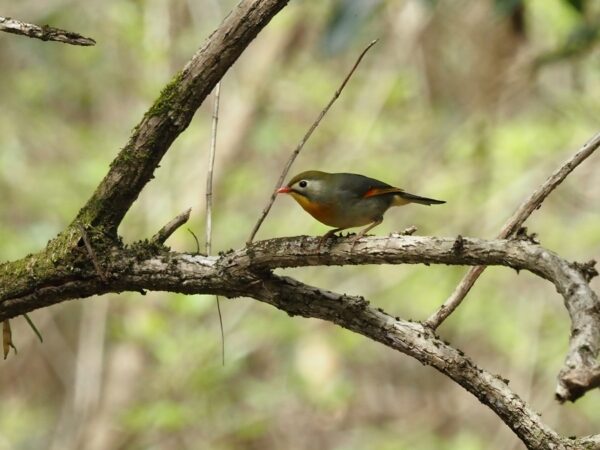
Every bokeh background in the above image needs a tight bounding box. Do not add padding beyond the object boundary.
[1,0,599,449]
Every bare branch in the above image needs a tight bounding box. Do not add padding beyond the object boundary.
[558,367,600,404]
[426,131,600,330]
[0,16,95,46]
[151,208,192,244]
[206,83,221,256]
[1,235,598,448]
[205,83,225,366]
[73,0,290,235]
[2,234,598,402]
[239,235,600,402]
[253,274,597,450]
[246,39,378,244]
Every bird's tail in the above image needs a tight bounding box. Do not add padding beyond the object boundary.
[394,192,445,206]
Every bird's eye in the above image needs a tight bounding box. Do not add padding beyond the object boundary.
[298,180,308,188]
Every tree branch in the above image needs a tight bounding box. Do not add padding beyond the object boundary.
[253,273,600,450]
[426,131,600,330]
[2,1,599,445]
[0,16,96,46]
[151,208,192,244]
[1,235,598,403]
[236,235,600,403]
[0,235,598,448]
[73,0,289,235]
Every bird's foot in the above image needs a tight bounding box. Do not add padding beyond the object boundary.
[317,233,336,250]
[349,233,364,252]
[317,228,348,251]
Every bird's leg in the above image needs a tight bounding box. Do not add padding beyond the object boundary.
[318,227,348,250]
[350,217,383,251]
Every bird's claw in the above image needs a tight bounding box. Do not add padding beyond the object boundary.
[349,234,364,252]
[317,234,333,251]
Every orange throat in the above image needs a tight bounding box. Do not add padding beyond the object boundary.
[289,192,335,226]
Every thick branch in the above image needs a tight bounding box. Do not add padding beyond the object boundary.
[0,16,95,46]
[1,235,597,403]
[235,236,600,403]
[253,274,599,450]
[237,236,600,402]
[74,0,289,234]
[1,236,598,448]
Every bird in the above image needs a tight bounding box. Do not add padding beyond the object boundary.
[277,170,445,247]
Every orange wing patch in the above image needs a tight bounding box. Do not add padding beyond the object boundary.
[363,187,404,198]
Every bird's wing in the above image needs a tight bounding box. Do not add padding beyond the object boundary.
[363,186,405,198]
[335,173,399,198]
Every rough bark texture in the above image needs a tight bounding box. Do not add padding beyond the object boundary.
[0,16,96,46]
[1,235,599,449]
[74,0,289,234]
[2,235,599,405]
[1,1,599,449]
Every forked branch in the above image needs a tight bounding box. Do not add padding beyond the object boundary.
[1,0,599,447]
[0,235,598,448]
[73,0,290,235]
[426,132,600,330]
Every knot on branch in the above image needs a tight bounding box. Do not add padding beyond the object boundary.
[401,226,418,236]
[452,234,465,253]
[570,259,598,283]
[556,366,600,403]
[389,226,418,238]
[512,227,540,244]
[74,224,121,282]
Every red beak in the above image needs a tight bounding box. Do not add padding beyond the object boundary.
[277,186,292,194]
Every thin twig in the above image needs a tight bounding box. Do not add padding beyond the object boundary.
[206,83,225,366]
[78,224,108,283]
[152,208,192,244]
[187,228,201,255]
[215,298,225,366]
[0,16,96,46]
[425,131,600,330]
[246,39,379,244]
[206,83,220,256]
[24,313,43,343]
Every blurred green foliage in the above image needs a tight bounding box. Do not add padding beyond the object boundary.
[1,0,599,449]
